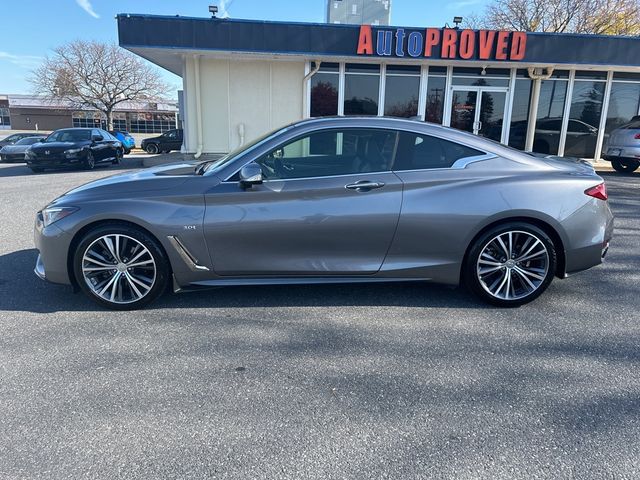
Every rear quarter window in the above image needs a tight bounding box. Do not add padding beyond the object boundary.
[394,132,484,170]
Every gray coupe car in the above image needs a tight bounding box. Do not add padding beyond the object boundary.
[34,117,613,310]
[603,116,640,173]
[0,135,47,162]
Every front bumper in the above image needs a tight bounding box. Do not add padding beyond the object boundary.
[1,153,26,162]
[27,154,84,169]
[33,217,73,285]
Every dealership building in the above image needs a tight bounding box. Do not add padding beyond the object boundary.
[117,13,640,160]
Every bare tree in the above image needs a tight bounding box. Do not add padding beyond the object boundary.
[467,0,640,35]
[30,40,171,130]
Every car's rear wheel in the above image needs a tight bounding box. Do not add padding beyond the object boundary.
[84,152,95,170]
[464,223,557,307]
[611,159,639,173]
[145,144,159,154]
[73,224,170,310]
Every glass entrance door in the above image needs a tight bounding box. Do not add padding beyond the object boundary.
[449,88,507,142]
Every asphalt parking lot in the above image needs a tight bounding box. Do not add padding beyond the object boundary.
[0,157,639,479]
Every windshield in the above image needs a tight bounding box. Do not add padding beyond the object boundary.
[201,125,293,175]
[45,129,91,143]
[16,137,43,145]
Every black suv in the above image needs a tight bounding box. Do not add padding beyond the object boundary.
[141,129,183,154]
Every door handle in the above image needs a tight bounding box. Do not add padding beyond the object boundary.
[345,180,385,191]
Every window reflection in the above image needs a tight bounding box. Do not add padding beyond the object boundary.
[533,79,568,155]
[344,64,380,116]
[564,80,605,158]
[424,75,446,124]
[604,82,640,137]
[508,79,532,150]
[384,76,419,117]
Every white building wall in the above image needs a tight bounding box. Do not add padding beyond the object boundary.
[183,57,305,154]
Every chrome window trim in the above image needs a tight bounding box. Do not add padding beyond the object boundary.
[220,122,492,183]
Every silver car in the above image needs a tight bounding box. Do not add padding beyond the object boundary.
[603,116,640,173]
[34,117,614,310]
[0,135,47,162]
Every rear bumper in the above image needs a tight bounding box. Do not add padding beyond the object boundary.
[564,200,614,276]
[602,145,640,162]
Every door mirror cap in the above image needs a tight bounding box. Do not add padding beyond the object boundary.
[92,134,103,142]
[239,162,263,188]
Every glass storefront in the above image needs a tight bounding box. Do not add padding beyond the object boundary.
[604,81,640,136]
[307,62,640,159]
[508,73,532,150]
[344,64,380,115]
[564,72,606,158]
[424,67,447,124]
[533,72,569,155]
[383,65,420,117]
[310,63,339,117]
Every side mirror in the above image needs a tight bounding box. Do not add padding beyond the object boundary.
[92,134,103,142]
[239,162,263,188]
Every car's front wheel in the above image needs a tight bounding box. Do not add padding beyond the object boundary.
[611,159,639,173]
[145,143,159,154]
[73,224,170,310]
[464,223,557,307]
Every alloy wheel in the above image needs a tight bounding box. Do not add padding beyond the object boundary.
[81,234,157,304]
[476,230,549,301]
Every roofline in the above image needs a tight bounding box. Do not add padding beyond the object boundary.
[116,13,640,41]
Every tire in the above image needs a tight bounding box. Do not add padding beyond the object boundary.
[112,149,123,165]
[463,222,557,307]
[30,166,43,173]
[145,143,159,154]
[84,152,95,170]
[611,159,639,173]
[73,223,170,310]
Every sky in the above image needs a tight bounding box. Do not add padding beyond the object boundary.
[0,0,490,95]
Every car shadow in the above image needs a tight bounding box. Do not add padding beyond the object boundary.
[0,248,487,313]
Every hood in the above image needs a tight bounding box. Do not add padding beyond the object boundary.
[31,141,90,153]
[55,162,212,201]
[1,144,30,153]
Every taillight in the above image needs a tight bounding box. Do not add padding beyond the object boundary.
[634,133,640,139]
[585,183,607,201]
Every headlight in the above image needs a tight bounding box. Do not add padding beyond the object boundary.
[64,148,83,157]
[40,206,79,227]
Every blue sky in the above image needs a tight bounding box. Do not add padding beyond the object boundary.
[1,0,490,95]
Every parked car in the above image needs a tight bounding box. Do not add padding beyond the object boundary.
[109,130,136,154]
[0,132,45,148]
[141,129,183,154]
[0,135,47,162]
[26,128,123,173]
[34,117,613,310]
[508,118,598,155]
[602,116,640,173]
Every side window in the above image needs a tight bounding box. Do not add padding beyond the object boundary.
[92,129,102,139]
[165,130,177,139]
[395,132,484,170]
[255,129,397,180]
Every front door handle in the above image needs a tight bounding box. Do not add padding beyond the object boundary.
[345,180,385,192]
